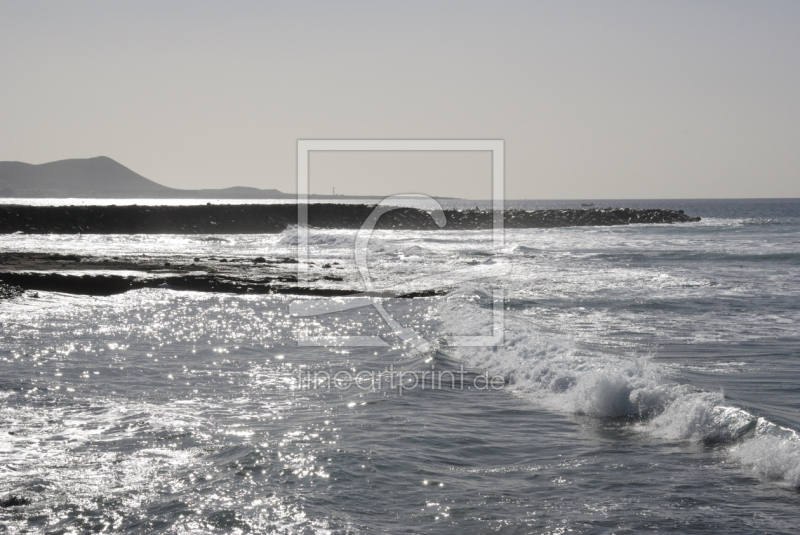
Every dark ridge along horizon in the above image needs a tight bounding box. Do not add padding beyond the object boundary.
[0,204,700,234]
[0,155,357,199]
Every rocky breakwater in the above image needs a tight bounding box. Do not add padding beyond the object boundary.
[0,204,700,234]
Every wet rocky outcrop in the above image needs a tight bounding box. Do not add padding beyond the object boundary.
[0,282,23,300]
[0,495,30,508]
[0,271,444,298]
[0,253,447,298]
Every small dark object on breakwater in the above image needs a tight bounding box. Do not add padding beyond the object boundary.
[0,495,30,508]
[0,204,700,234]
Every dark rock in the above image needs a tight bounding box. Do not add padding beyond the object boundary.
[0,495,30,508]
[253,257,267,264]
[0,282,24,300]
[0,272,435,298]
[0,273,145,296]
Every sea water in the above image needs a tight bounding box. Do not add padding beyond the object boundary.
[1,199,799,533]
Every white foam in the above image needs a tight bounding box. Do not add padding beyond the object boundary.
[730,419,800,486]
[435,294,800,487]
[278,227,356,247]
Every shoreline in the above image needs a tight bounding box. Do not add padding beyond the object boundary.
[0,204,701,297]
[0,204,700,234]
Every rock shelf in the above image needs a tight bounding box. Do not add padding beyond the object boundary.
[0,252,441,298]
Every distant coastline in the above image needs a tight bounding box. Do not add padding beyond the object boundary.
[0,156,367,200]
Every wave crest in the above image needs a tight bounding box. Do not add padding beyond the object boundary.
[435,296,800,487]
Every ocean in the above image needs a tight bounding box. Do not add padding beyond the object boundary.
[1,198,799,533]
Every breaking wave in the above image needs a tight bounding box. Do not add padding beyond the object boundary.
[435,291,800,487]
[277,226,355,247]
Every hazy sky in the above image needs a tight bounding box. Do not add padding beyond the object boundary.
[1,1,799,199]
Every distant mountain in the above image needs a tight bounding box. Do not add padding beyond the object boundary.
[0,156,294,199]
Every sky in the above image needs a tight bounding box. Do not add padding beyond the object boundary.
[1,0,799,199]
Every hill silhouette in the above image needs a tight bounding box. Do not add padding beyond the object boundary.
[0,156,293,198]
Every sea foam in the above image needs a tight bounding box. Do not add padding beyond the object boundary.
[434,290,800,487]
[277,226,355,247]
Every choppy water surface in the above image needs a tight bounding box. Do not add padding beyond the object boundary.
[1,199,799,533]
